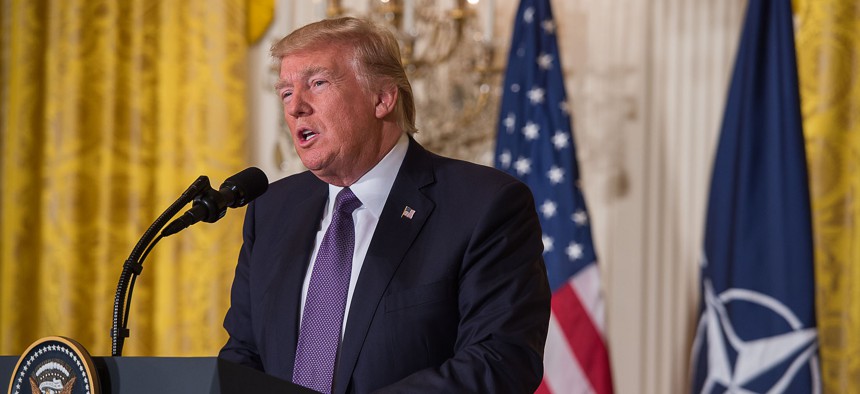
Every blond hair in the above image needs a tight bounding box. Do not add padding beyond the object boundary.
[272,17,417,134]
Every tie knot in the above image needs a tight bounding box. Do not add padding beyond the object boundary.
[335,188,361,214]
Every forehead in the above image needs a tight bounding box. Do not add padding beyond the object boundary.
[278,45,354,78]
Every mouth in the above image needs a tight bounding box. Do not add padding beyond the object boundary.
[297,127,319,143]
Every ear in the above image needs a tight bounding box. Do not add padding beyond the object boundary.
[374,85,399,119]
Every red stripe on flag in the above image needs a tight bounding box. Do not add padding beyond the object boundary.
[535,381,552,394]
[552,283,614,394]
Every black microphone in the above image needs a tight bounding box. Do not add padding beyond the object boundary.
[161,167,269,237]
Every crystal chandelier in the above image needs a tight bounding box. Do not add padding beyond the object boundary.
[322,0,504,164]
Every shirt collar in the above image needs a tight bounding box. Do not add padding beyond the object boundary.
[327,133,409,217]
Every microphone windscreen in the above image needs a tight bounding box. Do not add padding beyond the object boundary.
[223,167,269,208]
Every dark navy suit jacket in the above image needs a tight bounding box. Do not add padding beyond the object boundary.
[219,138,551,393]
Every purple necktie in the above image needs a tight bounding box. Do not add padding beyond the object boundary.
[293,188,361,394]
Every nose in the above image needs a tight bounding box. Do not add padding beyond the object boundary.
[285,89,311,118]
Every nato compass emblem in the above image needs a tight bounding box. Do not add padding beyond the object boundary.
[690,279,820,393]
[7,336,99,394]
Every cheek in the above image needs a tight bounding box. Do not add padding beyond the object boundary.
[283,117,299,138]
[328,103,370,133]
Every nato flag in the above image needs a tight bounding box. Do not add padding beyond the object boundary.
[689,0,820,393]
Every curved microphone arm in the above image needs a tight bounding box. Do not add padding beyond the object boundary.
[111,176,211,356]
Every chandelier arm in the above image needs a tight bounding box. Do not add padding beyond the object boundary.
[411,16,466,70]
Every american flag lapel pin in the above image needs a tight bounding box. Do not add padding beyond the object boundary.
[401,206,415,219]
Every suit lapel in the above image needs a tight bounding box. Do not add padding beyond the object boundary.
[260,176,328,377]
[334,139,436,393]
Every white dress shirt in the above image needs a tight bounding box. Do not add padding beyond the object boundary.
[298,133,409,334]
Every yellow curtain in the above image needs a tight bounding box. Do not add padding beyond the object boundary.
[794,0,860,392]
[1,0,273,357]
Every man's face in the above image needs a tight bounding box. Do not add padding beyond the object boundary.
[276,45,388,186]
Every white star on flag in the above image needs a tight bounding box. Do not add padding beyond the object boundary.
[504,113,516,133]
[537,53,554,70]
[566,242,583,261]
[552,131,569,150]
[513,157,532,176]
[542,19,556,34]
[522,122,540,140]
[572,209,589,226]
[559,100,571,116]
[498,150,512,169]
[542,234,554,253]
[524,7,535,23]
[540,199,557,218]
[547,166,565,184]
[527,87,545,104]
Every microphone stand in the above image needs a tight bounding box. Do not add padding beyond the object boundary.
[111,176,212,356]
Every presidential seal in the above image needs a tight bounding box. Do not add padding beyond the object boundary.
[7,336,99,394]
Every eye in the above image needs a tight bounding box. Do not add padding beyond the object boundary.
[280,90,292,100]
[312,80,327,88]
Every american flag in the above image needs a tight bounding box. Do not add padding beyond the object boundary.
[494,0,614,393]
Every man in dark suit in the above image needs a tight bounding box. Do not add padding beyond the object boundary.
[219,17,551,394]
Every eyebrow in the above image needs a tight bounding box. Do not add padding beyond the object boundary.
[274,79,290,91]
[274,65,331,91]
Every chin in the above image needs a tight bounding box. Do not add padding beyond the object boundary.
[301,160,330,176]
[295,152,317,168]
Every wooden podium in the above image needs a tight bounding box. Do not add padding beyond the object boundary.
[2,355,317,393]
